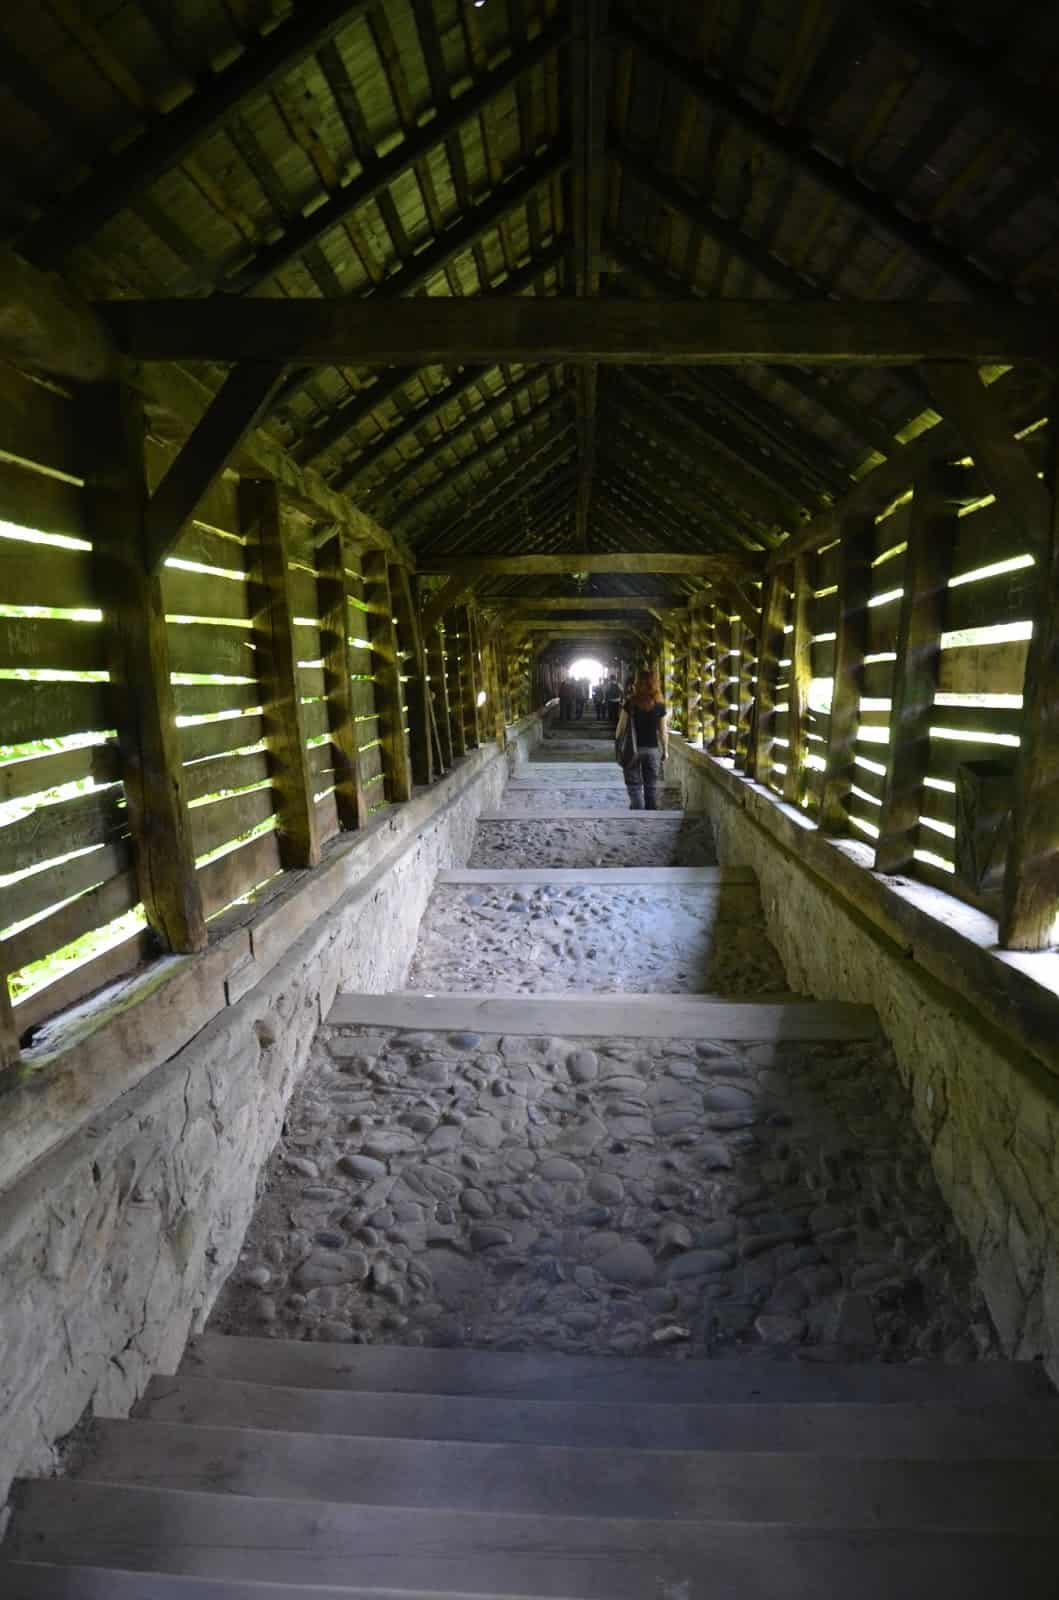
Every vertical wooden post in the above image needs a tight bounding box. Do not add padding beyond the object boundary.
[482,635,507,747]
[443,614,468,758]
[1001,417,1059,949]
[820,515,874,833]
[733,612,756,772]
[874,466,957,875]
[317,526,369,832]
[362,549,413,804]
[686,608,704,747]
[749,569,787,785]
[782,556,813,806]
[453,604,482,749]
[85,382,207,951]
[241,478,321,869]
[711,606,732,758]
[389,564,434,787]
[426,622,454,772]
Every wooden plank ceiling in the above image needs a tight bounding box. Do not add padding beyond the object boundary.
[3,0,1057,608]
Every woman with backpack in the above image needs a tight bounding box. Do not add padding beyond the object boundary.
[614,669,669,810]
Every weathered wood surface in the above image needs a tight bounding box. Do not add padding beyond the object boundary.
[421,574,479,633]
[1000,414,1059,949]
[362,550,413,805]
[190,786,277,861]
[241,479,320,870]
[442,618,467,760]
[84,383,207,954]
[419,553,742,576]
[0,247,118,380]
[0,742,120,806]
[1,868,138,977]
[197,829,283,920]
[100,298,1050,366]
[0,963,18,1073]
[782,557,812,807]
[390,564,434,786]
[317,530,370,832]
[820,516,874,833]
[504,594,679,612]
[426,626,454,772]
[875,470,958,876]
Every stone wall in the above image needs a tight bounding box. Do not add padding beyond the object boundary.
[670,741,1059,1377]
[0,714,546,1506]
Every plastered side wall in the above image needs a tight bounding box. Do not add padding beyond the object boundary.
[0,716,544,1504]
[671,743,1059,1374]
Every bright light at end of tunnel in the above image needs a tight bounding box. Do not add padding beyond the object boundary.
[476,690,487,707]
[567,657,607,686]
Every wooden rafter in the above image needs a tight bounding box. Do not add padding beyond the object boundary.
[101,298,1048,367]
[416,430,578,556]
[417,553,749,577]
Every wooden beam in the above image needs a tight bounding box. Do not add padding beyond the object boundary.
[0,247,119,381]
[820,515,874,832]
[17,0,377,267]
[422,574,480,633]
[100,297,1049,367]
[241,479,321,869]
[390,564,434,787]
[452,604,482,750]
[316,527,369,832]
[416,429,577,555]
[782,557,813,807]
[874,467,958,876]
[442,614,468,759]
[362,550,413,804]
[426,620,455,771]
[1000,414,1059,950]
[145,365,285,573]
[85,383,207,952]
[503,594,679,612]
[926,363,1051,557]
[614,9,1006,302]
[417,553,748,577]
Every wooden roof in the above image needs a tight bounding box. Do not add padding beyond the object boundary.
[5,0,1058,603]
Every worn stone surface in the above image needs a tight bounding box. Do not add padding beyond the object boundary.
[470,815,718,870]
[212,1022,997,1362]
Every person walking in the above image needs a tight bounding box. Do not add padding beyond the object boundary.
[615,669,669,811]
[592,681,606,720]
[604,674,623,727]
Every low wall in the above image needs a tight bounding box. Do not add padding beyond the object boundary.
[670,739,1059,1375]
[0,712,546,1504]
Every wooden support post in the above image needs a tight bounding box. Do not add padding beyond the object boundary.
[874,467,957,876]
[85,383,207,952]
[686,609,704,747]
[362,550,413,804]
[422,573,480,633]
[820,516,874,832]
[241,479,321,869]
[1000,417,1059,949]
[463,606,484,749]
[390,565,434,787]
[484,635,507,747]
[734,611,756,773]
[443,614,468,759]
[317,527,369,832]
[782,556,813,806]
[749,569,787,785]
[426,623,455,772]
[711,607,732,758]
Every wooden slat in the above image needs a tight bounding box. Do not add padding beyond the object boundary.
[315,787,340,842]
[179,713,264,764]
[937,638,1029,697]
[0,528,95,608]
[0,615,107,672]
[820,515,873,833]
[166,520,246,572]
[317,530,369,832]
[12,928,154,1034]
[85,383,206,954]
[161,565,252,621]
[0,461,85,542]
[0,679,112,744]
[943,569,1037,632]
[190,785,276,859]
[242,480,320,870]
[167,621,258,677]
[172,681,261,718]
[0,784,125,876]
[1,867,138,975]
[0,364,78,479]
[183,748,271,803]
[0,741,120,804]
[2,839,132,932]
[875,468,959,876]
[286,565,320,617]
[198,829,283,919]
[362,550,413,805]
[300,700,331,741]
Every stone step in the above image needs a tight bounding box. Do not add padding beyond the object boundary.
[140,1375,1059,1460]
[8,1481,1058,1596]
[437,867,755,887]
[82,1417,1059,1531]
[325,991,876,1039]
[0,1565,553,1600]
[182,1336,1049,1408]
[478,809,687,821]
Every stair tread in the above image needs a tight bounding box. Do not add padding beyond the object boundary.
[9,1482,1059,1598]
[83,1418,1059,1530]
[324,992,878,1039]
[436,867,753,886]
[477,809,688,821]
[0,1566,570,1600]
[140,1375,1059,1458]
[183,1336,1049,1405]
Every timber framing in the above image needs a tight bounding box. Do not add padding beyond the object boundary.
[98,299,1050,367]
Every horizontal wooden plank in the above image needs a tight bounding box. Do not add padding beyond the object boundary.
[297,664,326,699]
[287,566,320,618]
[179,712,264,764]
[315,787,340,841]
[103,297,1049,365]
[0,364,78,479]
[0,614,107,672]
[167,621,258,677]
[810,638,835,677]
[2,838,131,931]
[190,785,276,860]
[867,601,902,655]
[0,531,96,609]
[359,741,384,783]
[300,699,330,741]
[862,659,898,698]
[943,568,1037,632]
[0,678,113,744]
[12,927,153,1036]
[147,438,241,541]
[0,740,119,803]
[352,678,377,719]
[1,866,138,974]
[420,553,740,578]
[161,564,252,621]
[307,740,335,777]
[927,702,1023,738]
[951,501,1038,573]
[937,639,1028,697]
[926,732,1020,782]
[293,623,323,659]
[850,759,888,801]
[183,748,271,802]
[198,828,283,919]
[0,783,126,876]
[0,461,84,541]
[173,681,262,718]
